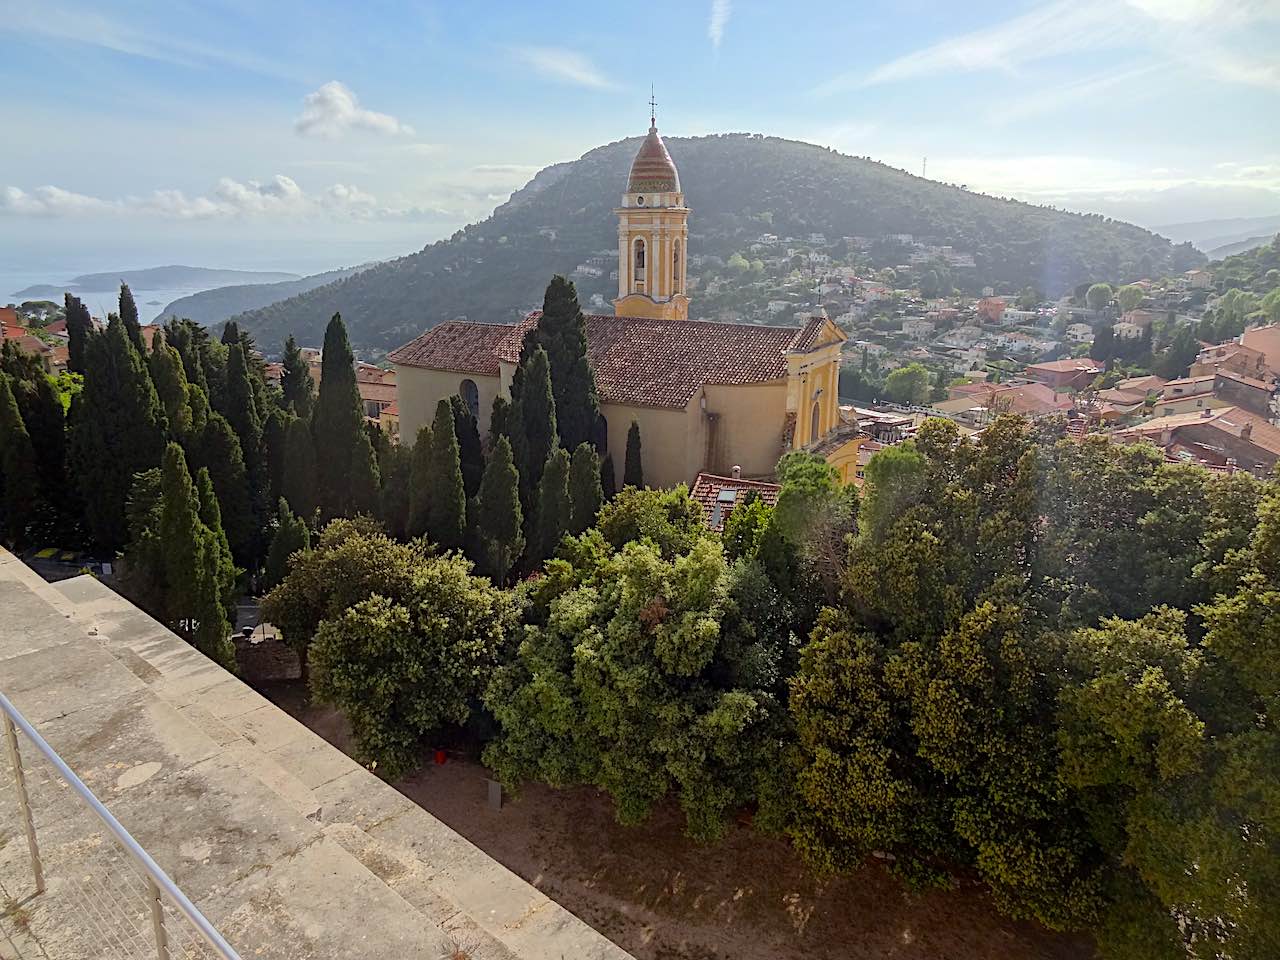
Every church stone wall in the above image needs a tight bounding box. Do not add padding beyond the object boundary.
[395,366,501,447]
[703,380,789,477]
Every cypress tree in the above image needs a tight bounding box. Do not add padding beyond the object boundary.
[262,407,289,507]
[149,342,193,440]
[220,320,241,347]
[600,453,618,501]
[532,447,571,563]
[523,275,599,451]
[0,375,42,546]
[163,319,209,392]
[121,468,165,616]
[159,443,205,633]
[190,413,254,567]
[69,317,167,550]
[282,415,319,520]
[65,293,93,375]
[407,423,433,538]
[280,334,315,417]
[264,497,310,590]
[7,365,69,517]
[489,395,511,448]
[376,438,413,541]
[425,399,466,549]
[119,283,145,354]
[312,313,379,518]
[477,435,523,583]
[449,394,484,498]
[509,346,557,507]
[568,442,603,535]
[193,465,237,671]
[623,420,644,488]
[224,342,267,557]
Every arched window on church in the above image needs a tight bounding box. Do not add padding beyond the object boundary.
[673,240,681,293]
[810,400,821,441]
[633,238,646,291]
[459,378,479,420]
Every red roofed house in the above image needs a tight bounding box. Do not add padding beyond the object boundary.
[1023,358,1103,390]
[390,117,848,489]
[689,470,781,531]
[1115,406,1280,476]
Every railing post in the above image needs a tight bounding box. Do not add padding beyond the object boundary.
[3,712,44,895]
[147,876,171,960]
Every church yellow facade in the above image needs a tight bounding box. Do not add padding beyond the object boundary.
[389,116,855,490]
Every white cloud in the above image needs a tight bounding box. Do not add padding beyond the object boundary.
[512,46,614,89]
[817,0,1280,95]
[0,175,439,221]
[987,63,1163,124]
[708,0,732,51]
[294,81,414,139]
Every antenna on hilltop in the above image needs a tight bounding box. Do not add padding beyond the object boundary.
[649,85,657,128]
[922,156,927,178]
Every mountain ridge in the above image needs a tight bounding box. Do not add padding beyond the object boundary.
[227,133,1204,353]
[158,263,374,326]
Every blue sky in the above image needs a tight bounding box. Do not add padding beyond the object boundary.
[2,0,1279,274]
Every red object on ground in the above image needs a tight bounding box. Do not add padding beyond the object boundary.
[434,749,447,765]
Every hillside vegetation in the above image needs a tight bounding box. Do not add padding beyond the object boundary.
[229,134,1203,352]
[158,264,371,327]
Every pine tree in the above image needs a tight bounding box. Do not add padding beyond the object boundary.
[264,497,310,590]
[193,465,237,671]
[312,314,379,518]
[69,317,168,550]
[425,399,466,549]
[624,420,644,488]
[0,375,42,546]
[568,442,603,535]
[600,453,618,501]
[281,414,318,521]
[190,413,255,566]
[532,447,571,563]
[119,283,145,354]
[149,342,193,440]
[280,334,315,417]
[477,435,523,583]
[449,394,484,499]
[524,276,599,451]
[509,346,557,506]
[407,424,433,538]
[65,294,93,376]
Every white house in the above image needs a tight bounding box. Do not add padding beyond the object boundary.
[902,318,936,339]
[1066,323,1094,343]
[1114,320,1143,340]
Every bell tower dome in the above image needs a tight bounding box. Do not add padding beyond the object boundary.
[614,100,690,321]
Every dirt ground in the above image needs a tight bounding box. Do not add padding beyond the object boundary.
[262,682,1093,960]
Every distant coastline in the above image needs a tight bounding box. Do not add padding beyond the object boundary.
[10,264,300,300]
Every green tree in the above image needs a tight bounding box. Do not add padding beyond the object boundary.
[424,399,466,549]
[280,334,315,417]
[264,497,310,590]
[449,394,484,499]
[600,452,617,501]
[68,317,167,550]
[406,424,432,538]
[623,420,643,488]
[1017,286,1041,311]
[190,413,255,568]
[312,313,379,518]
[507,345,556,505]
[195,465,238,638]
[476,435,523,583]
[522,276,599,451]
[883,362,930,405]
[149,342,193,440]
[1116,284,1145,313]
[1153,323,1199,380]
[1086,282,1114,312]
[281,413,318,521]
[118,283,145,354]
[64,294,92,376]
[532,447,571,562]
[262,407,290,507]
[0,375,42,546]
[311,553,512,780]
[596,485,705,559]
[568,442,602,535]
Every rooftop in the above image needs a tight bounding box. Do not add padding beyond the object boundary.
[689,472,780,531]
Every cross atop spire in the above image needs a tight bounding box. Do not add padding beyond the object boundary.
[649,85,657,129]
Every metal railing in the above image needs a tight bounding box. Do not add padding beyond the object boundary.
[0,690,241,959]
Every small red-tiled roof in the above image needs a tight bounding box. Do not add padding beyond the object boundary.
[43,318,67,335]
[689,472,781,532]
[387,320,512,377]
[0,307,18,328]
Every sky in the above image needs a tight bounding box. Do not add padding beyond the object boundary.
[3,0,1279,277]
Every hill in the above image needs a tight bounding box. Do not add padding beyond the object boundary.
[11,264,299,299]
[1206,235,1272,260]
[1156,213,1280,253]
[229,134,1204,353]
[158,264,373,327]
[1210,233,1280,295]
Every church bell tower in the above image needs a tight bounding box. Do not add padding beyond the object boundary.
[614,99,689,321]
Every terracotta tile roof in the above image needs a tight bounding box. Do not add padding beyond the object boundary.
[387,320,512,377]
[357,381,397,405]
[1116,406,1280,457]
[788,314,833,353]
[689,472,781,532]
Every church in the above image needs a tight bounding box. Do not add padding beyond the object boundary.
[389,116,857,490]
